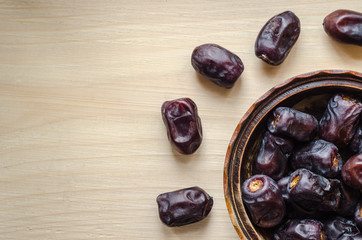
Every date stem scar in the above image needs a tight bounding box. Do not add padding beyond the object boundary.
[249,179,263,192]
[290,175,300,188]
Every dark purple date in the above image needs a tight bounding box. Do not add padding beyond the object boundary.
[161,98,202,154]
[255,11,300,65]
[274,219,325,240]
[287,168,341,212]
[355,201,362,231]
[241,174,285,228]
[319,93,362,149]
[342,153,362,189]
[323,9,362,46]
[253,131,294,180]
[267,107,318,142]
[156,186,213,227]
[336,182,360,217]
[191,43,244,88]
[349,123,362,154]
[291,139,342,178]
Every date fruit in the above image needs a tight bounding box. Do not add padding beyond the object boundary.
[267,107,318,142]
[291,139,342,178]
[324,216,360,239]
[255,11,300,65]
[319,93,362,149]
[342,153,362,189]
[156,186,213,227]
[191,43,244,89]
[161,98,202,154]
[323,9,362,46]
[287,168,341,212]
[241,174,285,228]
[253,131,294,180]
[274,219,325,240]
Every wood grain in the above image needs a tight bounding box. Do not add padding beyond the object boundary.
[0,1,361,239]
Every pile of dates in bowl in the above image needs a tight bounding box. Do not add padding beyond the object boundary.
[224,70,362,240]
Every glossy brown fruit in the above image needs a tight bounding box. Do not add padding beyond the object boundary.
[161,98,202,154]
[255,11,300,65]
[323,9,362,46]
[156,186,213,227]
[191,43,244,88]
[274,219,325,240]
[342,153,362,189]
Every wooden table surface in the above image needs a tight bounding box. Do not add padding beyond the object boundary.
[0,1,361,239]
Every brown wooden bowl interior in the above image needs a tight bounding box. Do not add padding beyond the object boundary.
[224,70,362,240]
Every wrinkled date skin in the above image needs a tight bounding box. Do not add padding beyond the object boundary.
[349,123,362,154]
[337,234,362,240]
[267,107,319,142]
[287,168,341,212]
[319,93,362,149]
[342,153,362,189]
[336,182,360,217]
[241,174,285,228]
[255,11,300,65]
[191,43,244,89]
[253,131,294,180]
[323,9,362,46]
[324,216,360,239]
[161,98,202,154]
[156,186,213,227]
[274,219,325,240]
[291,139,342,178]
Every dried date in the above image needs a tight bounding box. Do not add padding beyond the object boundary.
[319,93,362,149]
[349,123,362,154]
[342,153,362,189]
[274,219,325,240]
[323,9,362,46]
[267,107,318,142]
[336,182,360,217]
[355,201,362,231]
[156,186,213,227]
[191,43,244,88]
[241,174,285,228]
[255,11,300,65]
[291,139,342,178]
[324,216,360,240]
[161,98,202,154]
[253,131,294,180]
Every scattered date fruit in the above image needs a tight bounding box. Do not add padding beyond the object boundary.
[323,9,362,46]
[241,174,285,228]
[191,43,244,89]
[156,186,213,227]
[255,11,301,66]
[161,98,202,154]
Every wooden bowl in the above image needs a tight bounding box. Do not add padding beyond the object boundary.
[223,70,362,240]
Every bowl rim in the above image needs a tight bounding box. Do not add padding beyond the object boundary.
[223,69,362,240]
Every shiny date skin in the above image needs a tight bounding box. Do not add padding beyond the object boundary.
[267,107,319,142]
[161,98,202,154]
[191,43,244,89]
[342,153,362,189]
[319,93,362,149]
[323,9,362,46]
[253,131,294,180]
[274,219,325,240]
[156,186,213,227]
[324,216,361,240]
[241,174,285,228]
[287,168,341,212]
[255,11,300,65]
[336,182,360,217]
[291,139,342,178]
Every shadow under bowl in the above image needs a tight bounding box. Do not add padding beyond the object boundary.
[223,69,362,240]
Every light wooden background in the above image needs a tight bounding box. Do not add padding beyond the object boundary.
[0,1,361,239]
